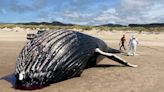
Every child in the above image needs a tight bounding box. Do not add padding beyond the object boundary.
[127,35,139,56]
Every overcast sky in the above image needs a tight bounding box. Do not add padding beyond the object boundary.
[0,0,164,25]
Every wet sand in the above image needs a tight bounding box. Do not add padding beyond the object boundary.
[0,30,164,92]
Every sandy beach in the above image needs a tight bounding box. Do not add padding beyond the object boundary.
[0,29,164,92]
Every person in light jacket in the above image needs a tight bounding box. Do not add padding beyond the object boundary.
[127,35,139,56]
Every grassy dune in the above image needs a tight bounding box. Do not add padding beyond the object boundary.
[0,24,164,32]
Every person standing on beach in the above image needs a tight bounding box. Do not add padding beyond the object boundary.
[119,34,126,51]
[127,35,139,56]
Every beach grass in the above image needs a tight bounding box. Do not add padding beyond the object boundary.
[0,24,164,32]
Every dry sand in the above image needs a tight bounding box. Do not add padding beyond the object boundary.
[0,29,164,92]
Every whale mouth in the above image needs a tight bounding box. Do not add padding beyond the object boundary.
[14,74,49,90]
[15,78,49,90]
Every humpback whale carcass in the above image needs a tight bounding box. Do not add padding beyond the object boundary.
[15,30,137,89]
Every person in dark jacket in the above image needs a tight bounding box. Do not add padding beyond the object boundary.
[119,34,126,51]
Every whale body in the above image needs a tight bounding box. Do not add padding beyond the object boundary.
[15,30,137,89]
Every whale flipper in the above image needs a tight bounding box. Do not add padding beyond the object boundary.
[95,48,138,67]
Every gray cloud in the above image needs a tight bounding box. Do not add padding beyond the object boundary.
[58,0,112,25]
[57,0,164,25]
[87,0,164,25]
